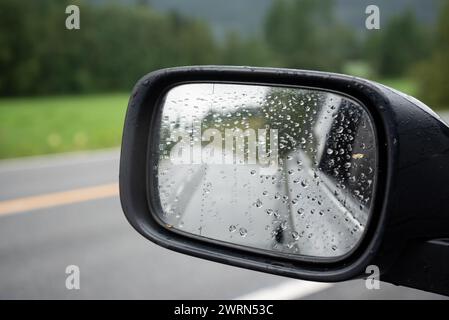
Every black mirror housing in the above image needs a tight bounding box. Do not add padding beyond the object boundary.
[119,66,449,290]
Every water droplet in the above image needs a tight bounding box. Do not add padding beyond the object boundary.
[229,225,236,232]
[292,231,300,240]
[203,182,212,194]
[239,228,248,237]
[280,221,288,230]
[253,199,263,208]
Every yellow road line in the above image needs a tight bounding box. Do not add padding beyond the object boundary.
[0,183,119,216]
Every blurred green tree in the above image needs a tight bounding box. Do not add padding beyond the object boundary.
[414,2,449,108]
[364,10,431,78]
[221,31,275,66]
[0,0,45,95]
[0,0,219,96]
[264,0,357,71]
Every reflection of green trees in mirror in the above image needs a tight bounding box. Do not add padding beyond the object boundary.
[200,107,266,159]
[201,107,265,134]
[197,87,325,160]
[260,87,325,158]
[171,85,332,163]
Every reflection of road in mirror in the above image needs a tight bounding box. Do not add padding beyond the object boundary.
[156,83,377,259]
[159,158,288,251]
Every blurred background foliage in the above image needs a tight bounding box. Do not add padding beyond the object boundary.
[0,0,448,158]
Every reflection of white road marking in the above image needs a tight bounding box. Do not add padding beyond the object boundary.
[235,280,333,300]
[163,164,206,217]
[318,172,365,229]
[293,149,365,229]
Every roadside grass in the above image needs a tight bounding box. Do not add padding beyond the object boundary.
[342,62,418,97]
[375,79,448,110]
[0,93,129,159]
[378,78,418,96]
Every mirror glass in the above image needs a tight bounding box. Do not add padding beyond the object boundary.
[155,83,378,259]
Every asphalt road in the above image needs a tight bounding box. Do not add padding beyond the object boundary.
[0,112,448,299]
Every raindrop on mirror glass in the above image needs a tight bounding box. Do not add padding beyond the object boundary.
[253,199,263,208]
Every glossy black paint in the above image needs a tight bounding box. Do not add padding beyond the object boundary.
[119,66,449,292]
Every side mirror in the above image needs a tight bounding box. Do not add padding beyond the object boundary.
[120,66,449,295]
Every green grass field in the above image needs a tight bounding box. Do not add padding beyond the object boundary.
[0,79,421,159]
[0,93,129,159]
[378,78,418,96]
[343,62,418,97]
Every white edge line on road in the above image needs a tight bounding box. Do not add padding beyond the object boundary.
[234,280,333,300]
